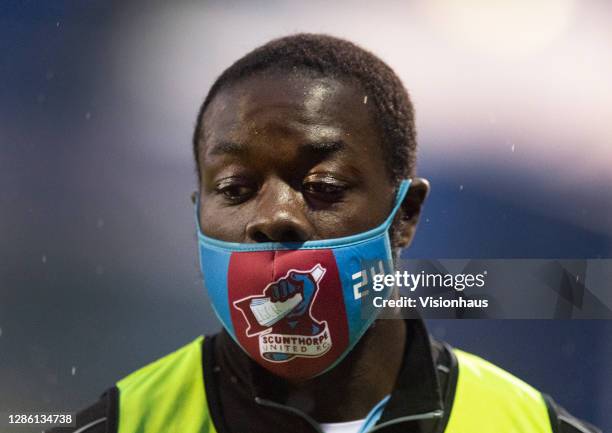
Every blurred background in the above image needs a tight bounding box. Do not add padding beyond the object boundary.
[1,0,611,431]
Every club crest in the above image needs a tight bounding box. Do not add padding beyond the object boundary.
[233,264,332,362]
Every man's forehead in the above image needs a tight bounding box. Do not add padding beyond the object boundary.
[203,73,372,130]
[200,72,379,159]
[219,72,350,104]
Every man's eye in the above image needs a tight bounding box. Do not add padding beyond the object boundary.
[303,181,347,201]
[215,182,255,203]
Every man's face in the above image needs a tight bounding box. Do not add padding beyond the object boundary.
[197,71,398,243]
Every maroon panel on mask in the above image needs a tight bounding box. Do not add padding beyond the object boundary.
[228,249,349,380]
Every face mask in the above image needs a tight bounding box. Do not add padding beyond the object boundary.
[195,179,411,380]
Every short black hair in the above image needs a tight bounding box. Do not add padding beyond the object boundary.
[193,33,416,184]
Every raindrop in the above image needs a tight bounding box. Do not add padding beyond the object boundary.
[0,327,3,337]
[42,255,47,264]
[363,95,368,104]
[459,185,464,191]
[85,112,91,120]
[56,21,60,27]
[511,143,515,153]
[71,366,77,376]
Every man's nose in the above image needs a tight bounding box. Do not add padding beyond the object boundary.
[245,182,313,243]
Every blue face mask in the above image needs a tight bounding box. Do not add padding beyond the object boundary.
[196,179,411,380]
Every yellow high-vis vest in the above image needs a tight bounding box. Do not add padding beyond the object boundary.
[116,336,552,433]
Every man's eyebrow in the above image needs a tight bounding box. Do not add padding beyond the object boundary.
[208,141,245,156]
[301,140,345,154]
[207,140,346,156]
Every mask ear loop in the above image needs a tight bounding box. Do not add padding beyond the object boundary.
[194,192,204,235]
[380,179,412,230]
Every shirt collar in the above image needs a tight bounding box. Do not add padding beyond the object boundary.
[376,319,444,423]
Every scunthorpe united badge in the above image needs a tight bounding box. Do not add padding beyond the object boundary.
[233,264,332,362]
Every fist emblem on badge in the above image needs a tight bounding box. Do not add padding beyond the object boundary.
[260,265,325,335]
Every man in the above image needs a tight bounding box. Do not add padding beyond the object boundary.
[50,34,600,433]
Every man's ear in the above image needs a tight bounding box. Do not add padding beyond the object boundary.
[190,191,198,205]
[393,177,430,249]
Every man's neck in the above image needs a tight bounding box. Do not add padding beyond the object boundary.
[221,319,407,423]
[286,319,406,422]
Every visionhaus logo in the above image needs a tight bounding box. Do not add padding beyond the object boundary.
[232,264,331,362]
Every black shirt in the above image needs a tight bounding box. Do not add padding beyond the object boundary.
[47,320,601,433]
